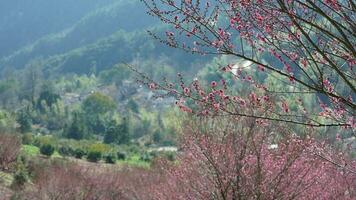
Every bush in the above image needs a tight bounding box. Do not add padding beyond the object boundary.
[104,153,117,164]
[11,169,28,190]
[58,146,74,157]
[153,131,162,143]
[21,133,34,145]
[149,151,158,159]
[11,160,28,190]
[140,152,152,162]
[40,144,55,157]
[117,151,127,160]
[74,148,86,159]
[86,143,109,162]
[87,151,102,162]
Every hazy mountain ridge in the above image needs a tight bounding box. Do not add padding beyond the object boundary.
[0,1,161,73]
[0,0,118,57]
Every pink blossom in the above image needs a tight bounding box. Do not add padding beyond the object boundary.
[183,87,190,94]
[282,101,289,113]
[149,83,156,90]
[210,81,217,87]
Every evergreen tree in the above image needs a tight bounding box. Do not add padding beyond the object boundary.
[66,112,86,140]
[36,90,60,112]
[103,120,120,144]
[16,109,32,133]
[118,117,130,145]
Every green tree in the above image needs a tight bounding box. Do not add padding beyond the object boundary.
[153,130,162,144]
[74,148,86,159]
[36,90,60,112]
[66,112,86,140]
[118,117,131,145]
[103,120,120,144]
[104,153,117,164]
[82,92,116,135]
[82,92,116,115]
[16,109,32,133]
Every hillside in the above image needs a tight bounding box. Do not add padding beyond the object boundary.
[0,0,117,57]
[0,0,207,76]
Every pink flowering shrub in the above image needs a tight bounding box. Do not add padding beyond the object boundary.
[18,159,163,200]
[151,117,356,199]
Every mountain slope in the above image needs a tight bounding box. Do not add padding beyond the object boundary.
[0,1,158,70]
[0,0,117,57]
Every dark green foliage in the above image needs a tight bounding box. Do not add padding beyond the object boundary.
[116,151,127,160]
[103,120,120,144]
[139,152,153,162]
[74,148,86,159]
[11,161,29,190]
[58,146,74,157]
[164,152,176,162]
[82,93,116,135]
[40,144,55,157]
[89,116,107,135]
[104,118,131,145]
[66,112,86,140]
[16,109,32,133]
[36,90,60,112]
[87,151,102,162]
[12,170,28,189]
[153,131,162,144]
[104,153,117,164]
[149,151,158,159]
[118,117,130,145]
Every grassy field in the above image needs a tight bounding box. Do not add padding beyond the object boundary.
[117,154,150,168]
[21,145,40,156]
